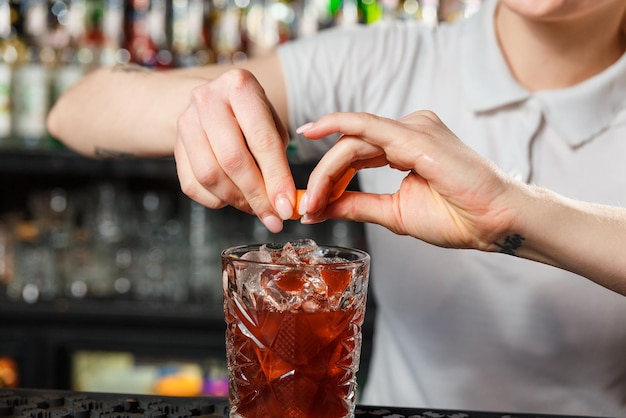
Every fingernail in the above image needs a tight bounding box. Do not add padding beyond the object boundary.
[261,215,283,233]
[296,122,313,134]
[298,192,309,215]
[301,214,325,225]
[275,194,293,220]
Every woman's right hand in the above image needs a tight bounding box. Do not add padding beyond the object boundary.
[173,68,296,233]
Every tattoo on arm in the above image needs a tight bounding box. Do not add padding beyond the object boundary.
[95,65,148,159]
[494,233,525,256]
[111,63,153,74]
[95,147,135,160]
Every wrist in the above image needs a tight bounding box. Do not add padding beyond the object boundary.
[489,183,607,270]
[475,175,626,294]
[485,182,554,260]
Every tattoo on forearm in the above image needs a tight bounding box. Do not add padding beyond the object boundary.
[95,147,135,159]
[494,233,525,256]
[111,63,152,73]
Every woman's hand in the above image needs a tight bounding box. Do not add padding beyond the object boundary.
[173,69,296,233]
[297,111,524,251]
[47,53,295,233]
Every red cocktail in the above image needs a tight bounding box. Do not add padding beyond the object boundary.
[222,241,370,418]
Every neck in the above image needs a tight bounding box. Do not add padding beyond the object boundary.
[495,3,626,91]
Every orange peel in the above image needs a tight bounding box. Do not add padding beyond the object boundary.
[290,168,356,220]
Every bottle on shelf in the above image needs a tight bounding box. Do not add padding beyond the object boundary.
[171,0,212,67]
[101,0,127,66]
[11,44,52,148]
[209,0,248,64]
[0,0,27,146]
[146,0,173,68]
[125,0,159,67]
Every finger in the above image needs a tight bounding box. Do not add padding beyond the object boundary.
[398,109,442,124]
[303,191,403,234]
[291,168,357,220]
[300,112,442,173]
[192,85,284,232]
[177,103,252,212]
[231,82,296,215]
[174,138,233,210]
[292,189,307,220]
[309,112,505,204]
[302,136,386,215]
[329,167,357,201]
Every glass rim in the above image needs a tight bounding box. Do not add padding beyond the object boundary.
[221,242,370,267]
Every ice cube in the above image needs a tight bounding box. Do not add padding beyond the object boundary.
[241,250,273,263]
[308,252,350,265]
[276,243,302,265]
[257,240,320,264]
[238,240,360,312]
[290,238,319,259]
[260,242,285,262]
[263,271,303,311]
[300,273,329,311]
[301,299,320,313]
[304,272,328,297]
[234,251,272,306]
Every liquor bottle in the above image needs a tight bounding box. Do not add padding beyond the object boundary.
[51,47,83,108]
[243,0,280,58]
[81,0,104,70]
[101,0,126,66]
[172,0,211,67]
[327,0,359,28]
[147,0,172,68]
[0,0,14,143]
[12,44,51,148]
[397,0,419,21]
[292,0,319,39]
[378,0,401,21]
[439,0,482,23]
[44,0,84,150]
[22,0,48,44]
[0,0,26,145]
[419,0,439,26]
[11,0,53,148]
[125,0,159,67]
[210,0,250,64]
[357,0,383,24]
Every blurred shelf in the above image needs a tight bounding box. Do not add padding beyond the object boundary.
[0,297,225,330]
[0,146,178,180]
[0,143,364,191]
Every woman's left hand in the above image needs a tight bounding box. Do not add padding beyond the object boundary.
[296,111,523,251]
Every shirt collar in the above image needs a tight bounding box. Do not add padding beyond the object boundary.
[460,0,626,147]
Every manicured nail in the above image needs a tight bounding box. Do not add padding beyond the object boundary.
[301,214,325,225]
[275,194,293,220]
[296,122,313,134]
[261,214,283,233]
[298,192,309,215]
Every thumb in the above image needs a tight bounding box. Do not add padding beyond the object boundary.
[307,191,401,233]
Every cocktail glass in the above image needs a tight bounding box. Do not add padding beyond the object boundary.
[221,240,370,418]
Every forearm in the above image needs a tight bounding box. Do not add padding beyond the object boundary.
[494,184,626,295]
[47,65,212,158]
[47,52,287,160]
